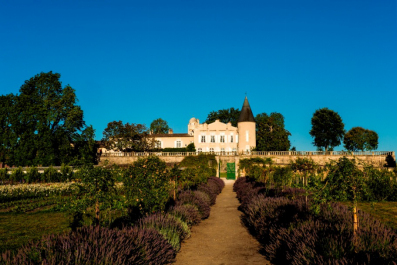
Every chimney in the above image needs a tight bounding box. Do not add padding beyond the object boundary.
[168,129,173,134]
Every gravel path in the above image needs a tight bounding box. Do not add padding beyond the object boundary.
[174,179,271,265]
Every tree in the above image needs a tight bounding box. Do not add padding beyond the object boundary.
[150,118,170,134]
[205,107,241,127]
[343,127,378,151]
[290,157,318,206]
[68,165,119,228]
[0,72,93,166]
[0,94,17,167]
[309,108,345,151]
[255,112,291,151]
[102,121,153,152]
[311,157,367,236]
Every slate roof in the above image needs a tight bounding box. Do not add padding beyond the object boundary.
[238,96,255,123]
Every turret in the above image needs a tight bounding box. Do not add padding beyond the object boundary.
[237,96,256,153]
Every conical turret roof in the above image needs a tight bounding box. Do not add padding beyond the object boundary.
[238,96,255,123]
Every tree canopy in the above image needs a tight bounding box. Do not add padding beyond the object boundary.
[309,108,345,151]
[150,118,170,134]
[255,112,291,151]
[0,72,95,167]
[205,107,241,127]
[343,127,378,151]
[102,121,152,152]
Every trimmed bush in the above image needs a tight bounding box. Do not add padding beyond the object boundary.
[139,213,188,251]
[169,204,202,227]
[176,190,211,219]
[0,226,175,264]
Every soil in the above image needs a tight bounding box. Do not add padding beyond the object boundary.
[174,179,272,265]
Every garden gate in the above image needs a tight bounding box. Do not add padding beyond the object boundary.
[226,163,235,180]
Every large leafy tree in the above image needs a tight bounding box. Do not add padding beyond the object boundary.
[0,94,17,167]
[343,127,378,151]
[255,112,291,151]
[309,108,345,151]
[150,118,170,134]
[205,107,241,127]
[0,72,94,166]
[102,121,152,152]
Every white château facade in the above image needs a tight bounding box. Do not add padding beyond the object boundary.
[152,96,256,153]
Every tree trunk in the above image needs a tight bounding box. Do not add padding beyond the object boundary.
[353,200,358,237]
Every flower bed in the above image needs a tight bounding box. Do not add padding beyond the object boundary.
[234,177,397,265]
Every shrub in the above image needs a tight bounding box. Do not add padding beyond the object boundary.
[139,213,188,251]
[10,167,24,183]
[237,177,397,265]
[60,163,73,182]
[24,167,40,183]
[169,204,202,227]
[0,226,175,264]
[176,190,211,219]
[123,156,172,216]
[0,168,8,183]
[43,166,59,182]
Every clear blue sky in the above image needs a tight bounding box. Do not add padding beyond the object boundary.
[0,0,396,152]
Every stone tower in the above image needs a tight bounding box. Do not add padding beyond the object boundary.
[237,96,256,153]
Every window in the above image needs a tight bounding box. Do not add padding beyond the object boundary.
[155,141,161,148]
[232,148,237,152]
[211,135,215,143]
[230,135,233,143]
[220,135,225,143]
[198,148,202,153]
[221,148,225,154]
[201,135,206,143]
[176,141,181,148]
[210,148,214,153]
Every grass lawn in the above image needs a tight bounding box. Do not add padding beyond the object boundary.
[341,201,397,230]
[219,172,227,178]
[0,212,70,254]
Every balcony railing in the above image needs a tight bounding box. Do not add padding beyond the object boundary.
[101,151,395,157]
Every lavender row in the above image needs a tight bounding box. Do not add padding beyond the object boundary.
[234,177,397,265]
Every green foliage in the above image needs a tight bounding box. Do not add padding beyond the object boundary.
[43,166,59,182]
[25,167,40,183]
[343,127,378,151]
[0,168,8,182]
[0,72,95,167]
[310,108,345,151]
[309,157,367,216]
[363,166,397,201]
[123,156,172,215]
[11,167,24,183]
[205,107,241,127]
[150,118,170,134]
[162,148,188,152]
[102,120,152,152]
[255,112,291,151]
[67,165,119,228]
[60,163,73,181]
[186,143,196,152]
